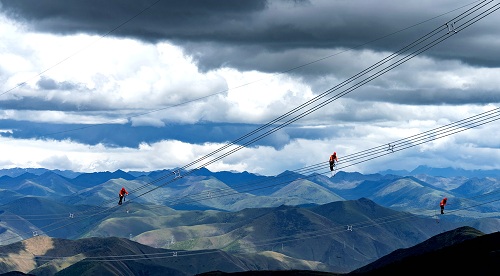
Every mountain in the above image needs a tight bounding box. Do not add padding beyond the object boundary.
[0,197,108,242]
[0,235,333,276]
[70,198,468,273]
[0,172,78,199]
[0,189,24,205]
[380,165,500,178]
[323,175,496,216]
[0,235,247,276]
[0,168,80,179]
[411,174,468,190]
[308,198,437,251]
[451,177,500,196]
[0,168,50,178]
[60,177,172,207]
[68,169,136,188]
[0,209,42,244]
[0,166,499,275]
[165,175,250,211]
[356,176,447,209]
[0,167,498,219]
[349,226,500,275]
[270,179,344,204]
[0,166,498,223]
[23,172,79,196]
[192,168,275,194]
[0,173,39,189]
[0,193,498,275]
[193,226,500,275]
[2,226,496,275]
[329,171,392,184]
[1,166,499,227]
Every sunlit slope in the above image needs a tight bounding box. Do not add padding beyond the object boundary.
[81,199,451,273]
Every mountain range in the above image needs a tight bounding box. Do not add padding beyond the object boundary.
[0,166,499,275]
[1,225,497,275]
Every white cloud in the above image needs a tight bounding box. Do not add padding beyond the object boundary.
[0,3,499,176]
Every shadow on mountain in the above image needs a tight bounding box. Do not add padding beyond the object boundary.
[348,226,499,275]
[2,225,498,276]
[195,226,499,276]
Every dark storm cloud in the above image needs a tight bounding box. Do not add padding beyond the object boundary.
[348,87,500,105]
[0,0,268,39]
[2,0,498,74]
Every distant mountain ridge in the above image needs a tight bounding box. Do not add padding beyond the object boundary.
[2,164,500,179]
[379,165,500,177]
[0,165,498,275]
[0,168,80,179]
[1,163,499,275]
[0,166,498,220]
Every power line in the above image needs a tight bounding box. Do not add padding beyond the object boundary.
[1,105,497,245]
[0,0,164,99]
[164,107,499,207]
[126,1,500,202]
[0,0,497,246]
[3,193,498,262]
[1,1,484,138]
[29,0,500,229]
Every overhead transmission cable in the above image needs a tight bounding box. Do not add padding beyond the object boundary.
[4,1,482,138]
[4,195,498,262]
[2,1,493,214]
[3,105,495,246]
[1,0,497,246]
[0,0,163,98]
[126,0,500,200]
[16,0,495,219]
[164,107,499,207]
[248,198,500,251]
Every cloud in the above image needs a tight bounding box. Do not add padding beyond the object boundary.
[0,1,499,175]
[2,0,499,68]
[37,76,80,91]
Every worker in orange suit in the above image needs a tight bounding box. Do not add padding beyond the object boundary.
[440,197,447,214]
[118,187,129,205]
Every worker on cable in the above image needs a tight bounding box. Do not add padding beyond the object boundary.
[440,197,448,214]
[118,187,129,205]
[329,152,339,172]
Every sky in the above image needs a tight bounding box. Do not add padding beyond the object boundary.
[0,0,499,176]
